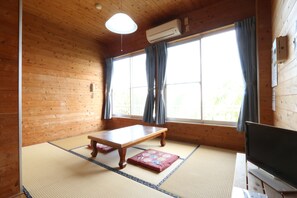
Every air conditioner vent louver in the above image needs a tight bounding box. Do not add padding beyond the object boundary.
[146,19,182,43]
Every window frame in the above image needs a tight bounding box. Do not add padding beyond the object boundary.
[111,25,241,127]
[111,50,146,118]
[165,25,240,126]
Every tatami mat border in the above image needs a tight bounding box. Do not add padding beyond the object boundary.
[157,145,200,187]
[69,144,89,151]
[130,146,146,151]
[48,142,179,198]
[23,186,32,198]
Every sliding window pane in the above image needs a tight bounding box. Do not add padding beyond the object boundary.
[131,53,147,116]
[167,40,200,84]
[112,58,131,115]
[166,40,201,120]
[131,87,147,116]
[113,88,130,115]
[166,83,201,120]
[131,54,146,87]
[201,29,243,122]
[113,58,130,89]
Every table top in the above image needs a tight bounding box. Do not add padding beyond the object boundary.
[88,125,167,148]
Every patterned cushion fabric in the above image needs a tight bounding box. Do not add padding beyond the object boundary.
[87,143,115,153]
[127,149,179,172]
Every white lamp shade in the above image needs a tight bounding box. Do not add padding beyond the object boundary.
[105,13,138,34]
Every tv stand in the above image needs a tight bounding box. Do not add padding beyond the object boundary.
[249,169,297,193]
[232,153,297,198]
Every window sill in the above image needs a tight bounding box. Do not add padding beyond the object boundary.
[111,115,237,128]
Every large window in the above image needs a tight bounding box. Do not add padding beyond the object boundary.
[166,28,243,123]
[166,40,201,120]
[112,27,243,124]
[112,53,147,116]
[201,29,243,122]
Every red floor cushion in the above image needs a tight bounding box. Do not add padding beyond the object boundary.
[127,149,179,172]
[87,143,115,153]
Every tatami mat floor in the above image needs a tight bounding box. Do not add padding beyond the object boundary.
[23,143,172,198]
[23,133,237,198]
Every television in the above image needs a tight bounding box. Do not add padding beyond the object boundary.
[245,121,297,191]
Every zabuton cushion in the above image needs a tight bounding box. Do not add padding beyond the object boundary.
[87,143,115,153]
[127,149,179,172]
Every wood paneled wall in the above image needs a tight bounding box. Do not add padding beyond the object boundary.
[22,12,106,145]
[0,0,20,197]
[105,0,257,151]
[272,0,297,130]
[256,0,273,125]
[106,118,244,151]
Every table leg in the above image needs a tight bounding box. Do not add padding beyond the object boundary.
[91,140,98,157]
[118,148,127,169]
[161,132,166,147]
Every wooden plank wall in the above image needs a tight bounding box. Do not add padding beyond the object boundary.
[22,12,106,146]
[256,0,273,125]
[0,0,20,197]
[106,118,245,151]
[272,0,297,130]
[105,0,258,152]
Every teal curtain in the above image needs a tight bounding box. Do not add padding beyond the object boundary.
[143,46,156,123]
[235,17,258,132]
[155,42,168,125]
[103,58,114,119]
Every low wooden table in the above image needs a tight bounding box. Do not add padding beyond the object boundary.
[88,125,167,169]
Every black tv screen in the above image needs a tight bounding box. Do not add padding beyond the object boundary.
[245,122,297,188]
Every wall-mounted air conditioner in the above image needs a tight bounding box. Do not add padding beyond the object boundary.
[146,19,182,43]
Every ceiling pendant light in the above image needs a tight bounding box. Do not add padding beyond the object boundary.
[105,13,137,34]
[105,0,137,35]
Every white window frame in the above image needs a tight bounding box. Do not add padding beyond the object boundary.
[112,50,146,119]
[111,25,241,127]
[165,25,239,126]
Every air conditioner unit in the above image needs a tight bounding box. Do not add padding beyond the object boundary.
[146,19,182,43]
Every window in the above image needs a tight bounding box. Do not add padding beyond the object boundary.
[166,40,201,120]
[201,30,243,122]
[166,28,243,124]
[112,27,243,125]
[112,53,147,116]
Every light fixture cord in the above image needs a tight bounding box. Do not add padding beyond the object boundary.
[121,34,123,52]
[120,0,123,52]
